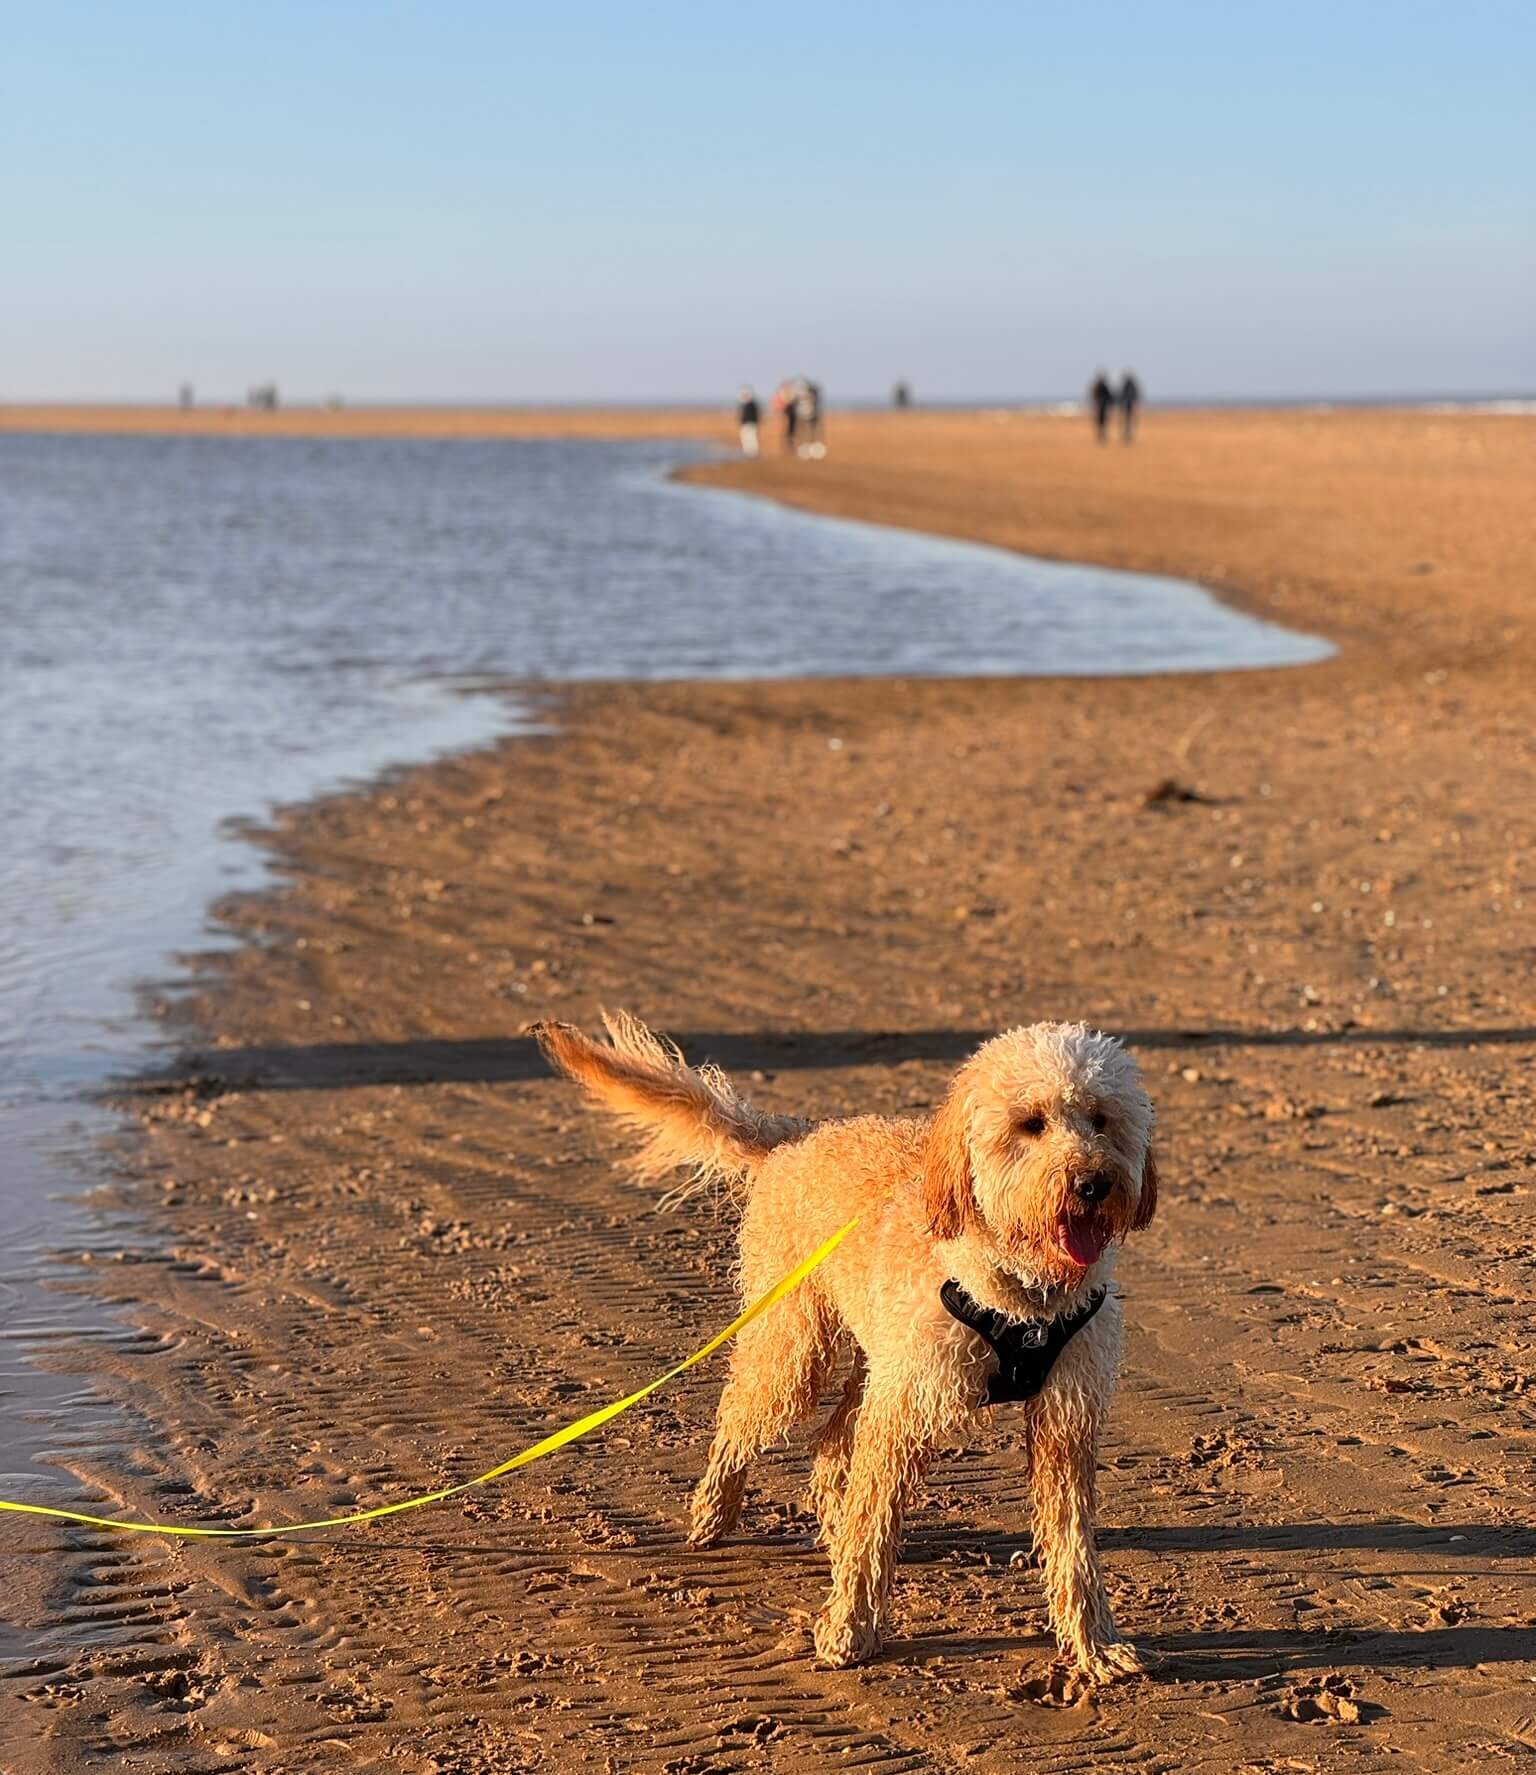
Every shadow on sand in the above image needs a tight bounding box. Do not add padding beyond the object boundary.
[122,1023,1536,1097]
[910,1517,1536,1569]
[901,1518,1536,1675]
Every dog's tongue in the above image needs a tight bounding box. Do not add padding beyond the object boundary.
[1059,1217,1110,1269]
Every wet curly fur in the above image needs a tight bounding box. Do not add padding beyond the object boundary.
[536,1013,1159,1681]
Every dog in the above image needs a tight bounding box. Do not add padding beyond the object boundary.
[535,1013,1158,1681]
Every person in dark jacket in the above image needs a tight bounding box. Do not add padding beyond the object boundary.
[775,379,799,453]
[737,386,761,458]
[1119,371,1142,443]
[1089,371,1115,442]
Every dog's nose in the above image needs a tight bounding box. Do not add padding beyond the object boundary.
[1073,1172,1112,1204]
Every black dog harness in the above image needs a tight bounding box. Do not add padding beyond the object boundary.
[940,1281,1108,1404]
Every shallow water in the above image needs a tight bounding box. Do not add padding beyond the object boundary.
[0,432,1330,1535]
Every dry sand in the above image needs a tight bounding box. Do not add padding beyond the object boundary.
[5,408,1536,1774]
[0,403,730,441]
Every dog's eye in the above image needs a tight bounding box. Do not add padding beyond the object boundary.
[1091,1111,1108,1132]
[1018,1113,1047,1137]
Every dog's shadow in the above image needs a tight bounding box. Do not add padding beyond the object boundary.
[894,1623,1536,1683]
[896,1519,1536,1677]
[912,1515,1536,1570]
[1102,1520,1536,1560]
[1145,1623,1536,1679]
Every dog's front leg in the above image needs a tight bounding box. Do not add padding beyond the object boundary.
[813,1382,930,1667]
[1028,1323,1145,1684]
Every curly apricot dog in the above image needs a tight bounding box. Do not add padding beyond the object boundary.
[536,1013,1158,1681]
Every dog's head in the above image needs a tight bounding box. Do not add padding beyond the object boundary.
[923,1023,1157,1285]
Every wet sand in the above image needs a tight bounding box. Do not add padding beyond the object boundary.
[7,409,1536,1773]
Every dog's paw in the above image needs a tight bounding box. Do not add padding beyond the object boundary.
[686,1484,738,1547]
[813,1610,881,1668]
[1078,1639,1155,1685]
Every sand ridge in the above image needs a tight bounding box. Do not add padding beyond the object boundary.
[4,410,1536,1773]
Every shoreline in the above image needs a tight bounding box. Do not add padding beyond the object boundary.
[9,401,1526,662]
[3,396,1532,438]
[6,410,1536,1771]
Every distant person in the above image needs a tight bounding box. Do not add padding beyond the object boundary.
[775,379,799,453]
[1119,371,1142,442]
[797,379,825,458]
[892,379,912,410]
[178,382,194,410]
[1089,371,1114,442]
[737,385,761,458]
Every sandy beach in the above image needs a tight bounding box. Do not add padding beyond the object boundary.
[0,403,732,441]
[7,408,1536,1773]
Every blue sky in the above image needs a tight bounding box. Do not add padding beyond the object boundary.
[3,2,1531,402]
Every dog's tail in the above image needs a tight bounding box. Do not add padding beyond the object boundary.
[533,1011,808,1206]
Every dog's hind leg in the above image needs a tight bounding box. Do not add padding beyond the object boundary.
[689,1290,834,1546]
[805,1346,866,1545]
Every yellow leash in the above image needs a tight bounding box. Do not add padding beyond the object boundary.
[0,1217,858,1542]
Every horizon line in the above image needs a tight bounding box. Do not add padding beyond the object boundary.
[3,387,1534,413]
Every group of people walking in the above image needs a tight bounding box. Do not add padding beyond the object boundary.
[1089,370,1142,442]
[736,378,825,459]
[737,372,1145,456]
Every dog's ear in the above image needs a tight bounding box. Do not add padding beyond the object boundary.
[1132,1144,1159,1231]
[923,1085,976,1240]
